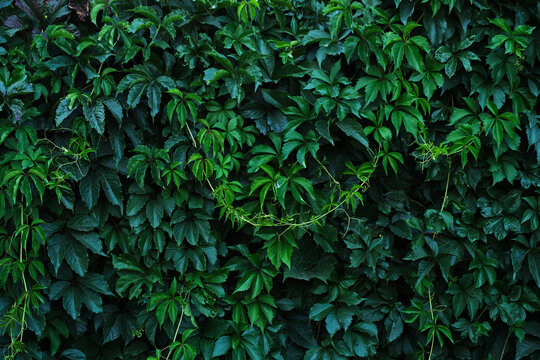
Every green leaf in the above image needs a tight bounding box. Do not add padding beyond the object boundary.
[68,215,98,232]
[98,168,124,212]
[325,311,340,336]
[72,232,104,255]
[302,29,331,44]
[127,83,146,108]
[83,101,106,134]
[82,273,112,295]
[103,98,123,123]
[388,315,403,342]
[61,348,86,360]
[64,238,89,276]
[126,194,148,216]
[405,45,423,71]
[90,2,106,25]
[241,331,265,360]
[56,98,75,126]
[234,272,256,293]
[147,84,162,117]
[44,56,74,71]
[528,251,540,288]
[266,236,293,269]
[132,6,160,23]
[284,243,336,282]
[146,198,164,228]
[344,36,359,63]
[80,173,100,210]
[315,119,334,145]
[47,234,66,274]
[212,336,232,357]
[336,118,369,149]
[516,339,540,360]
[309,303,334,321]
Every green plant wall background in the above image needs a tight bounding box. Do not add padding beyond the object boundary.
[1,0,540,359]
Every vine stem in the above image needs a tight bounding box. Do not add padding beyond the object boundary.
[17,205,29,346]
[184,118,377,230]
[427,158,452,360]
[427,287,435,360]
[164,297,186,360]
[440,159,451,212]
[214,172,372,229]
[499,332,511,360]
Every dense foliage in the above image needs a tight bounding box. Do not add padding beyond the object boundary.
[1,0,540,359]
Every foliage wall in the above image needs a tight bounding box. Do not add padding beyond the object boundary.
[1,0,540,359]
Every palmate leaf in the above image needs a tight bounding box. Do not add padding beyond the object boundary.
[47,233,89,276]
[255,110,287,135]
[50,272,110,321]
[265,235,293,268]
[284,243,336,282]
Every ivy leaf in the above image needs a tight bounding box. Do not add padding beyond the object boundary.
[212,336,232,357]
[528,251,540,288]
[47,234,66,274]
[255,110,287,135]
[80,172,100,210]
[61,348,86,360]
[336,118,369,149]
[103,99,123,124]
[83,101,106,135]
[127,83,146,108]
[516,339,540,360]
[284,249,336,283]
[387,312,404,342]
[72,231,104,255]
[64,238,89,276]
[344,37,360,63]
[405,45,423,71]
[147,84,162,117]
[44,56,74,71]
[266,236,293,269]
[309,303,334,321]
[68,215,98,232]
[325,311,340,336]
[98,168,124,212]
[56,98,75,126]
[146,198,164,228]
